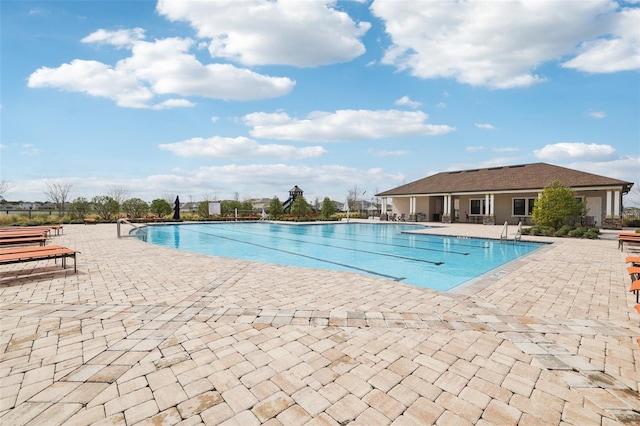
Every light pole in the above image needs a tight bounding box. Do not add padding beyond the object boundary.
[361,191,366,214]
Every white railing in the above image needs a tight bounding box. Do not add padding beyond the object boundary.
[117,218,147,241]
[515,221,522,241]
[501,220,523,242]
[500,221,509,241]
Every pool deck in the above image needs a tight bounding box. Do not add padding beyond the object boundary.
[1,222,639,425]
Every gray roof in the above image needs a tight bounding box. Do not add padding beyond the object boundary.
[377,163,633,196]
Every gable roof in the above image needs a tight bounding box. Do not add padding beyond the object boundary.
[377,163,633,196]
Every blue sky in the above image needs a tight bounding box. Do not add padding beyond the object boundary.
[1,0,639,206]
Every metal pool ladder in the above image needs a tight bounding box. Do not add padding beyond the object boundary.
[117,218,147,241]
[500,221,522,242]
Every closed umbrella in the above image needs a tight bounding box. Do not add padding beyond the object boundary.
[173,196,181,220]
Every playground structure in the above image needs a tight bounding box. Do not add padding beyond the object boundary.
[282,185,303,213]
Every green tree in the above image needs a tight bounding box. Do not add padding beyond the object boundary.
[68,197,91,219]
[532,180,586,230]
[269,196,283,219]
[240,200,255,214]
[150,198,172,217]
[92,196,120,220]
[197,201,210,218]
[122,198,149,218]
[320,197,336,220]
[220,200,240,216]
[290,196,311,220]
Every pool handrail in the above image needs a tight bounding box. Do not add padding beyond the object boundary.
[117,218,147,241]
[501,221,522,242]
[500,221,508,241]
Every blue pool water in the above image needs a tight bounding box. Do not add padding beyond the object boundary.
[140,222,543,291]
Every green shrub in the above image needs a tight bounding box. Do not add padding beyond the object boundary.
[568,227,586,238]
[584,228,600,239]
[555,225,573,237]
[0,214,22,226]
[528,225,554,236]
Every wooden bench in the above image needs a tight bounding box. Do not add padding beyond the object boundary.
[0,236,46,246]
[1,225,63,236]
[0,245,79,273]
[619,232,640,251]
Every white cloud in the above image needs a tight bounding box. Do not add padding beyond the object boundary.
[589,110,607,119]
[159,136,327,160]
[151,99,196,110]
[394,96,421,109]
[210,116,219,123]
[28,59,155,108]
[20,144,40,156]
[243,109,455,142]
[9,163,405,204]
[562,8,640,73]
[492,147,519,153]
[121,37,295,101]
[371,0,630,88]
[156,0,370,67]
[368,148,410,157]
[137,164,403,201]
[81,28,146,48]
[465,146,484,153]
[563,156,640,187]
[475,123,496,130]
[533,142,617,161]
[28,32,295,108]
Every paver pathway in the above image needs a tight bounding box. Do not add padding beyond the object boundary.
[1,222,639,425]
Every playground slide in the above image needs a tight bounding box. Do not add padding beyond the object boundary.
[282,197,294,213]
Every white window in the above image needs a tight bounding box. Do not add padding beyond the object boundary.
[470,199,485,215]
[512,198,537,216]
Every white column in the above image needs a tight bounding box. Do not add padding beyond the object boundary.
[411,197,416,215]
[606,191,612,216]
[490,194,495,215]
[614,190,620,217]
[446,195,451,215]
[485,194,490,215]
[381,198,387,215]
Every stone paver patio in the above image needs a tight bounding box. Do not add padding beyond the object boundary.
[1,222,639,425]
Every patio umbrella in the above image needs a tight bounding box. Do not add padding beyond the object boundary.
[173,196,181,220]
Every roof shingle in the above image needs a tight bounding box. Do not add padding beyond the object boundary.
[377,163,633,196]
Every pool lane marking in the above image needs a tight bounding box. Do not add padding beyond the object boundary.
[197,225,446,265]
[177,227,406,281]
[399,231,493,249]
[208,223,470,257]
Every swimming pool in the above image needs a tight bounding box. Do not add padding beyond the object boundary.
[139,222,544,291]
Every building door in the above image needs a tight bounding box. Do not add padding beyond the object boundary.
[586,197,602,227]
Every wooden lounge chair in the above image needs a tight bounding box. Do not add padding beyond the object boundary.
[630,280,640,303]
[626,256,640,266]
[0,245,79,273]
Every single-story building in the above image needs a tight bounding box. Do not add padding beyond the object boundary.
[376,162,634,229]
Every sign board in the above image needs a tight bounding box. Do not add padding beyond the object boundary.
[208,201,221,216]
